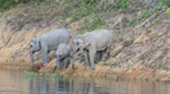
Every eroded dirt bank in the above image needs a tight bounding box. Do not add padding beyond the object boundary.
[1,1,170,82]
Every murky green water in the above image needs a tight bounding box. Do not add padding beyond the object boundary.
[0,70,170,94]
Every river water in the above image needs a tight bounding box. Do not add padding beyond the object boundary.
[0,70,169,94]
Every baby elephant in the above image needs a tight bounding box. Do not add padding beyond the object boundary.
[53,43,72,72]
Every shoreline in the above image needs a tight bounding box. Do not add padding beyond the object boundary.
[0,60,170,83]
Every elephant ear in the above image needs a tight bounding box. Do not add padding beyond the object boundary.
[31,37,41,50]
[84,38,91,47]
[36,38,41,49]
[30,38,36,47]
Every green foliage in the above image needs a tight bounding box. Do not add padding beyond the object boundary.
[92,15,105,29]
[55,16,60,21]
[141,10,150,19]
[58,72,66,81]
[115,0,128,9]
[83,18,89,24]
[0,0,15,10]
[59,72,65,77]
[133,9,150,25]
[158,66,170,71]
[52,73,57,78]
[163,0,170,7]
[24,71,37,76]
[166,8,170,16]
[0,0,46,11]
[24,71,37,79]
[154,2,167,11]
[52,73,58,80]
[83,0,97,5]
[132,0,170,26]
[78,15,106,34]
[72,8,92,21]
[79,0,97,6]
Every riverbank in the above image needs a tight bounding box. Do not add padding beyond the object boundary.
[0,60,170,83]
[1,0,170,82]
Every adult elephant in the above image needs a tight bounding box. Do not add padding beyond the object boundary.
[30,28,72,67]
[73,29,113,70]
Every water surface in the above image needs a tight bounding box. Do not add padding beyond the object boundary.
[0,70,169,94]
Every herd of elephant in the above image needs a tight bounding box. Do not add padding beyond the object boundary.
[30,28,113,72]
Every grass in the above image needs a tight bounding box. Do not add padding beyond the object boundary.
[133,9,150,26]
[115,0,128,9]
[158,66,170,71]
[1,0,168,31]
[52,73,57,78]
[132,0,169,26]
[24,71,67,81]
[24,71,37,79]
[72,8,92,21]
[0,0,45,11]
[24,71,37,76]
[77,15,107,34]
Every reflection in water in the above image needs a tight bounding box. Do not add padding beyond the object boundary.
[53,78,70,94]
[29,76,96,94]
[29,76,50,94]
[0,70,170,94]
[81,81,95,94]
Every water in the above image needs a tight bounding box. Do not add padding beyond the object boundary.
[0,70,170,94]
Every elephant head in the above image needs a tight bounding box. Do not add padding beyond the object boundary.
[73,35,91,53]
[30,37,41,65]
[56,50,65,61]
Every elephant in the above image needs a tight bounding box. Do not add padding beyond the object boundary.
[53,43,72,72]
[30,28,72,67]
[73,29,113,70]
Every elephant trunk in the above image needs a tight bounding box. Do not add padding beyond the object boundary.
[30,50,34,65]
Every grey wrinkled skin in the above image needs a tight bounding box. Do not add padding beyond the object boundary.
[73,29,113,70]
[53,43,71,72]
[30,28,72,67]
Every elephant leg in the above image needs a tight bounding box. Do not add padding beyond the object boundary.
[71,53,76,69]
[63,58,69,71]
[89,50,96,70]
[84,51,91,69]
[41,46,48,67]
[53,59,60,72]
[101,47,110,61]
[53,66,57,73]
[71,58,75,69]
[59,61,63,70]
[95,51,103,62]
